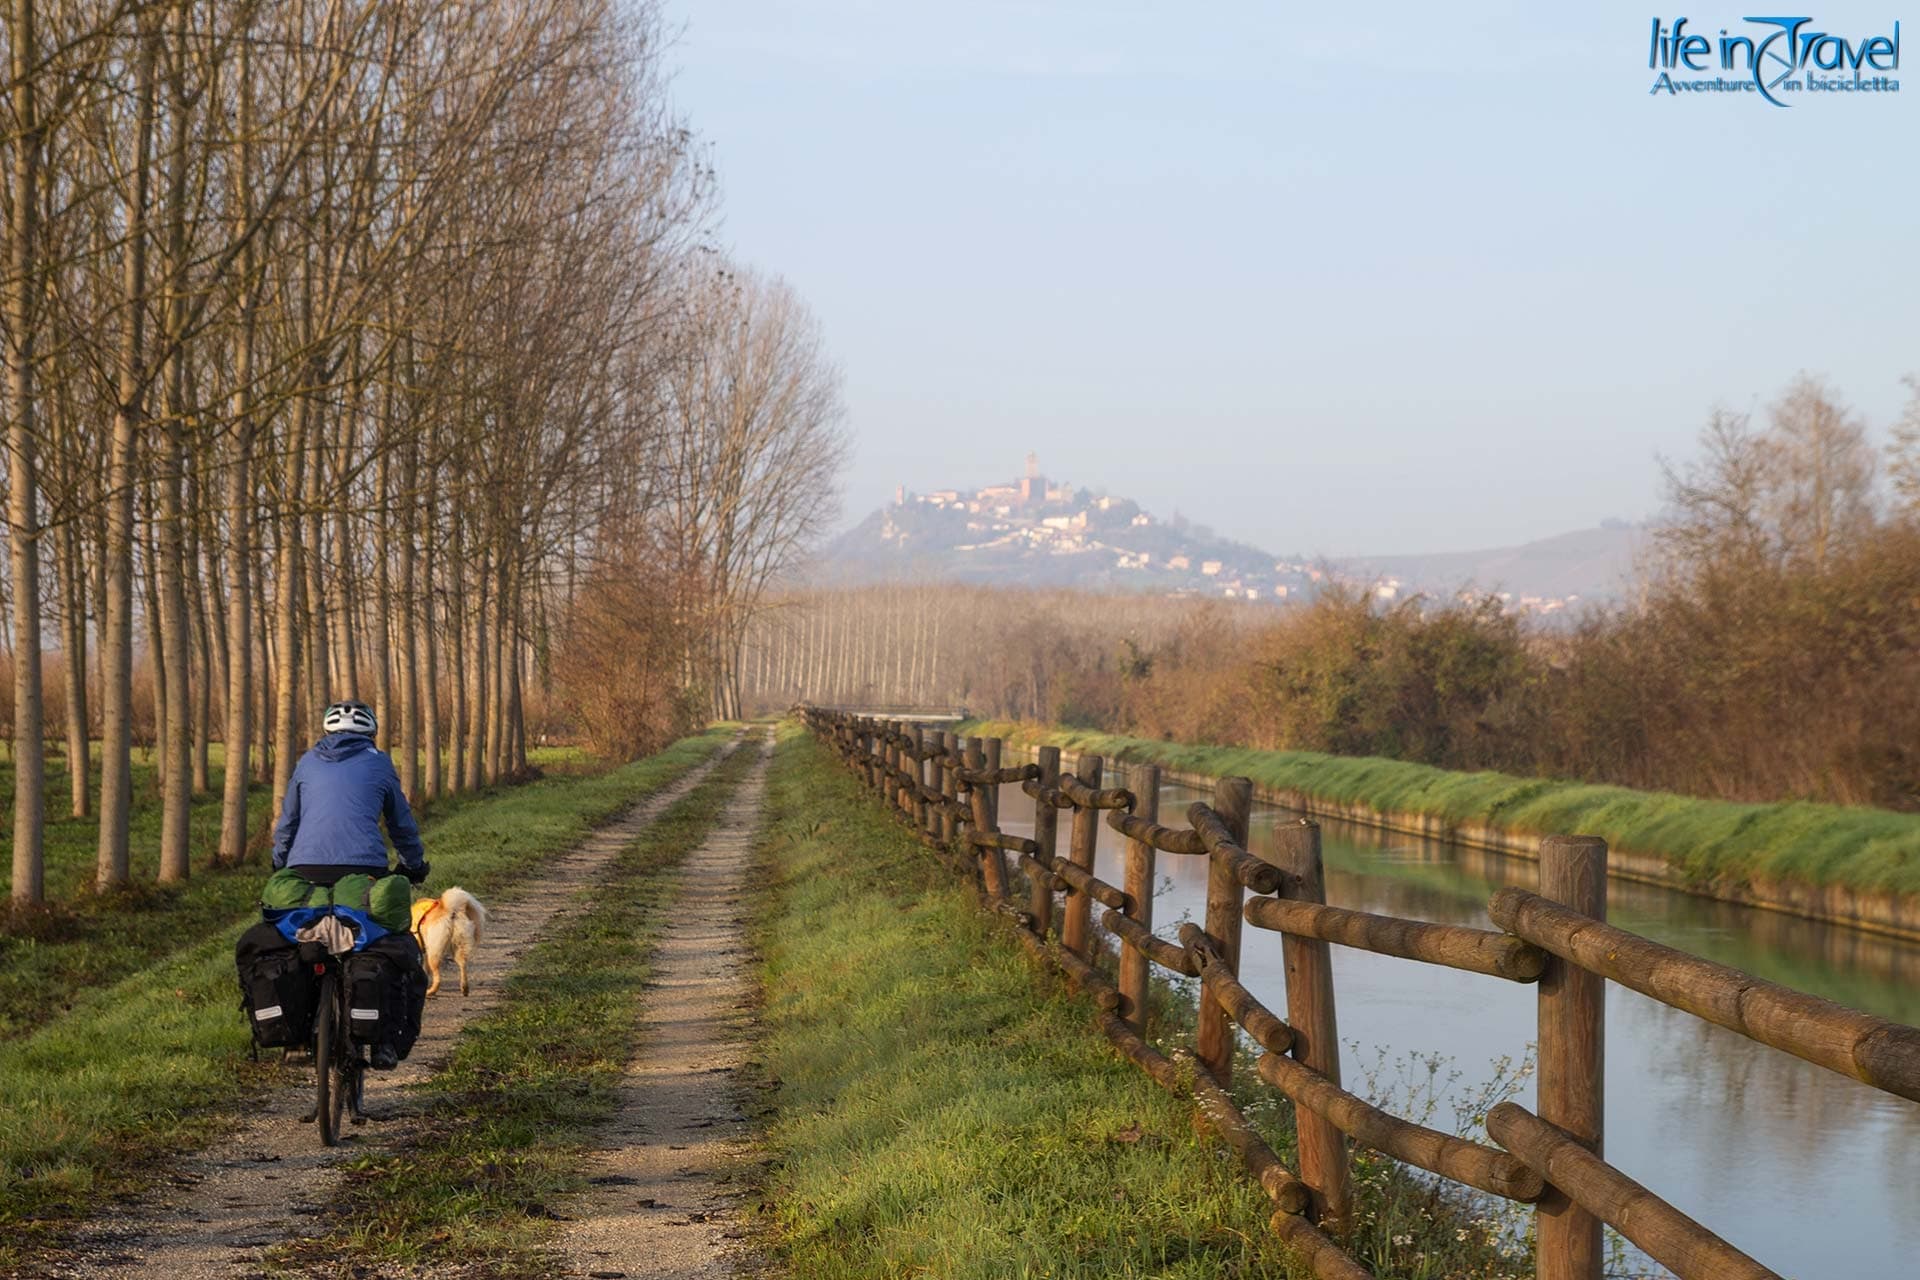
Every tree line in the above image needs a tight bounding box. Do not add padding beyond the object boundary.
[1,0,844,904]
[755,374,1920,811]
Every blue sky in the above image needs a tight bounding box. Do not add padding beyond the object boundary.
[659,1,1916,555]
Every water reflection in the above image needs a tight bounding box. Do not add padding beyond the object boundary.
[993,770,1920,1280]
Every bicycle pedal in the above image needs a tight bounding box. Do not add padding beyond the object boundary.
[299,1109,317,1123]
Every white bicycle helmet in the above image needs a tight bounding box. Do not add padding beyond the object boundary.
[322,699,377,737]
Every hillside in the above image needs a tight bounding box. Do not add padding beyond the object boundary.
[1340,521,1644,607]
[813,459,1642,612]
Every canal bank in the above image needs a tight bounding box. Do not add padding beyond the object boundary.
[980,767,1920,1279]
[963,720,1920,943]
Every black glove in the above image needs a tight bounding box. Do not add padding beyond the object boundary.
[401,859,430,885]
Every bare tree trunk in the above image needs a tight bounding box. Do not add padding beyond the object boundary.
[372,439,393,751]
[7,0,45,902]
[197,459,229,786]
[488,551,507,780]
[187,465,214,796]
[219,421,253,865]
[96,7,157,890]
[253,542,272,784]
[466,544,487,789]
[273,387,310,815]
[331,346,360,699]
[448,503,466,792]
[303,430,329,727]
[141,485,167,765]
[156,419,200,876]
[58,516,87,818]
[509,626,526,773]
[395,435,419,796]
[421,454,443,798]
[186,535,211,797]
[90,500,107,730]
[48,348,89,820]
[218,84,257,861]
[154,16,195,882]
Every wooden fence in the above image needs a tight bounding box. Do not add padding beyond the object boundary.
[801,708,1920,1280]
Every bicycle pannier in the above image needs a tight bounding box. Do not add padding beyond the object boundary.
[235,921,318,1049]
[341,933,425,1062]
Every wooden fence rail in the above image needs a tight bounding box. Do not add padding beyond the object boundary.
[799,708,1920,1280]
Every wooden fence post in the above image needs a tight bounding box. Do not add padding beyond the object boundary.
[939,731,959,847]
[967,738,1011,899]
[1276,817,1354,1229]
[1120,763,1159,1035]
[923,728,942,841]
[983,737,1002,830]
[882,721,898,808]
[1031,745,1061,937]
[1061,753,1103,958]
[908,724,926,830]
[894,721,910,821]
[1196,777,1252,1081]
[893,721,909,817]
[1536,835,1608,1280]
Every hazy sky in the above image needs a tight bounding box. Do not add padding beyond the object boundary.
[660,1,1916,556]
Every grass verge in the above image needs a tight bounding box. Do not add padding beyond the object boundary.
[0,727,734,1270]
[0,750,275,1041]
[760,727,1536,1280]
[271,738,760,1276]
[962,719,1920,898]
[0,744,604,1042]
[755,725,1306,1279]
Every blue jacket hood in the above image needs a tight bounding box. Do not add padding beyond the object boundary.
[313,731,376,763]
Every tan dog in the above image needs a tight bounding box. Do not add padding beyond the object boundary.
[409,886,488,997]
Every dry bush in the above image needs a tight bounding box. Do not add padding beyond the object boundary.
[1113,590,1531,765]
[1535,523,1920,807]
[551,539,704,762]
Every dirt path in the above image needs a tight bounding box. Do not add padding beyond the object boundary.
[43,742,737,1280]
[552,732,770,1280]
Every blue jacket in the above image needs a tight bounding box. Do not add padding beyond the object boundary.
[271,733,425,873]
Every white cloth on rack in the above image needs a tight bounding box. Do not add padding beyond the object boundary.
[294,915,358,956]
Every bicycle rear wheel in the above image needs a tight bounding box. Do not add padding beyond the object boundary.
[315,972,347,1146]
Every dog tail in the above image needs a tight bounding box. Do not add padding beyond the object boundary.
[440,885,486,944]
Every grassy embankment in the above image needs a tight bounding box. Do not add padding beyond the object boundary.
[0,744,627,1042]
[275,741,761,1276]
[0,726,734,1268]
[963,720,1920,899]
[752,726,1525,1280]
[0,747,275,1040]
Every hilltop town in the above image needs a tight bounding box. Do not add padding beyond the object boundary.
[816,455,1628,613]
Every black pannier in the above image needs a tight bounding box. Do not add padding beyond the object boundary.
[342,933,426,1063]
[235,921,318,1049]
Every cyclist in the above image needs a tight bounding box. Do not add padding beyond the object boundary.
[273,699,429,888]
[272,699,428,1070]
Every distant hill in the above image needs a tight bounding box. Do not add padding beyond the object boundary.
[1339,522,1645,609]
[812,462,1644,613]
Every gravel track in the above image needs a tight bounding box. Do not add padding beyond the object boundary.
[552,731,770,1280]
[36,742,736,1280]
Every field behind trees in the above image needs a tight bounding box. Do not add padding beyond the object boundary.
[0,0,844,906]
[751,373,1920,813]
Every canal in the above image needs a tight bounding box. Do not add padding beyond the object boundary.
[994,770,1920,1278]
